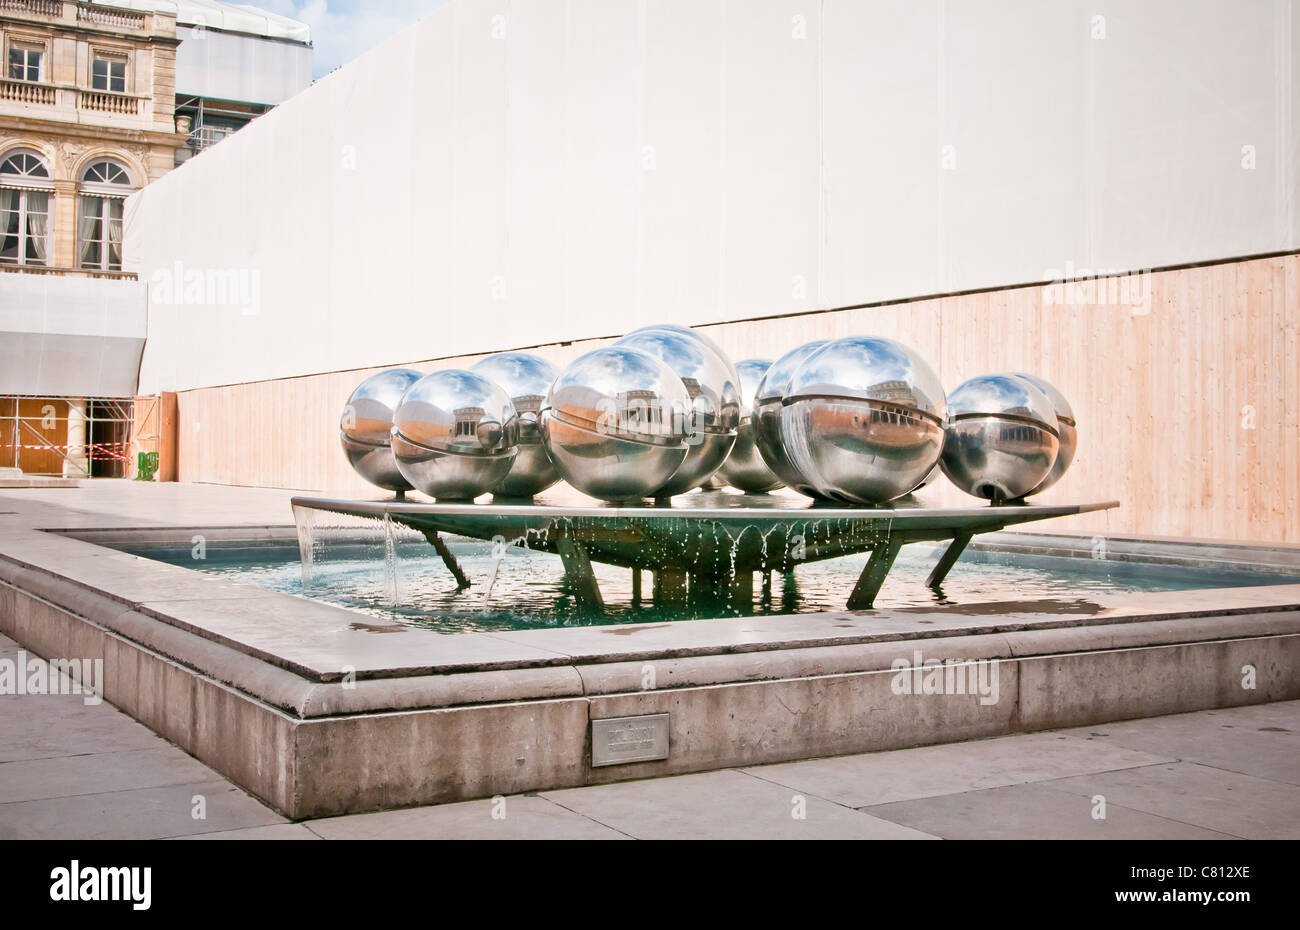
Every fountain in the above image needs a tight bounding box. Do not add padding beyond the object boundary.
[294,331,1118,613]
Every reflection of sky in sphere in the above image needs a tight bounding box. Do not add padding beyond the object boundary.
[787,337,945,417]
[757,341,828,402]
[472,353,557,401]
[948,375,1057,425]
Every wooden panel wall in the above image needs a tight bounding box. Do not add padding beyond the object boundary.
[174,255,1300,543]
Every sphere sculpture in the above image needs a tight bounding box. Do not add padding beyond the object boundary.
[782,336,947,504]
[752,341,829,498]
[1012,373,1077,496]
[941,374,1060,503]
[718,358,783,493]
[614,327,740,497]
[540,346,692,502]
[340,368,425,493]
[471,352,561,498]
[390,370,519,501]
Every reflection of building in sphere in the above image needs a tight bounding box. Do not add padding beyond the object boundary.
[615,389,667,435]
[868,380,919,407]
[513,394,545,416]
[454,408,486,437]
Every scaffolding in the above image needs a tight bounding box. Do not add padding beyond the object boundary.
[0,396,136,478]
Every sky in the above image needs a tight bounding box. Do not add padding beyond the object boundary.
[254,0,453,77]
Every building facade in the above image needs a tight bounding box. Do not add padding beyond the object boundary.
[0,0,310,478]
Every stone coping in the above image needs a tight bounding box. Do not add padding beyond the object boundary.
[2,523,1299,722]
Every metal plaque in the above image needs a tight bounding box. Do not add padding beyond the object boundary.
[591,714,671,767]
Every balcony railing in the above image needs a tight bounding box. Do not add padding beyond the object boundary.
[1,0,151,31]
[0,0,64,17]
[78,88,141,115]
[0,79,148,117]
[0,264,138,281]
[0,77,56,105]
[76,3,144,29]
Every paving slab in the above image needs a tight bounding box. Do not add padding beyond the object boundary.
[0,747,222,804]
[0,696,170,763]
[745,732,1174,807]
[0,780,284,840]
[307,795,629,840]
[1035,762,1300,839]
[863,781,1236,839]
[172,823,321,840]
[1059,702,1300,786]
[542,769,938,839]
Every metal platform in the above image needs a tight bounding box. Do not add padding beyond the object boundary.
[291,493,1119,611]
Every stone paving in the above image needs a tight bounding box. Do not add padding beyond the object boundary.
[2,626,1295,839]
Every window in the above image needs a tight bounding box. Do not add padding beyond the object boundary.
[78,159,134,273]
[0,151,52,267]
[91,54,127,93]
[7,43,43,82]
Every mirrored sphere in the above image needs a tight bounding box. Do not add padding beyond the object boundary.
[782,336,947,504]
[340,368,425,492]
[615,327,740,496]
[626,323,740,385]
[1011,372,1077,496]
[472,352,561,497]
[391,370,519,500]
[941,373,1060,502]
[540,346,691,502]
[719,358,783,493]
[752,340,829,498]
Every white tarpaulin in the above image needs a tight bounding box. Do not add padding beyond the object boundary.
[126,0,1300,396]
[0,274,147,398]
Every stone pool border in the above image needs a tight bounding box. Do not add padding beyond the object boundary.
[1,524,1298,820]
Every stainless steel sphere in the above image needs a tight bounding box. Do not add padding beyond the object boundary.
[626,323,740,385]
[753,340,829,498]
[615,327,741,497]
[472,352,561,497]
[782,336,947,504]
[539,346,692,502]
[340,368,425,493]
[941,374,1061,503]
[1011,372,1077,496]
[391,370,519,501]
[718,358,783,493]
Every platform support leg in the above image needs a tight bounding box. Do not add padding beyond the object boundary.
[847,538,904,610]
[631,567,642,604]
[761,571,773,603]
[654,568,690,606]
[927,532,973,590]
[557,538,604,609]
[422,530,471,591]
[728,571,755,614]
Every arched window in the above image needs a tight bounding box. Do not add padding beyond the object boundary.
[78,158,134,272]
[0,150,53,267]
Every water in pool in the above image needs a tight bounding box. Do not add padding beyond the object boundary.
[121,529,1300,634]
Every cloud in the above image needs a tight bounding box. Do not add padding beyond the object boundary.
[253,0,453,77]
